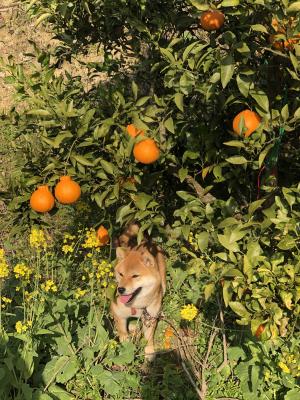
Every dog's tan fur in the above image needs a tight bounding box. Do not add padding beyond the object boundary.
[110,224,166,360]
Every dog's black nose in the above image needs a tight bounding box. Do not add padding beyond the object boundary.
[118,287,125,294]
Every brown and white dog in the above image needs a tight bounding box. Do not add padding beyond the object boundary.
[110,224,166,361]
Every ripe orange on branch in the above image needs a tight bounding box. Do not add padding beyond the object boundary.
[232,110,261,138]
[30,185,55,213]
[54,176,81,204]
[255,324,265,338]
[133,138,160,164]
[97,225,110,246]
[126,124,145,138]
[200,10,225,31]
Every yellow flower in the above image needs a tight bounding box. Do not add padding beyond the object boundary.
[82,229,100,249]
[62,244,75,254]
[14,263,33,280]
[74,288,87,299]
[41,280,57,293]
[180,304,198,321]
[278,361,291,374]
[0,249,9,280]
[108,339,118,349]
[29,228,47,251]
[1,296,12,309]
[15,321,28,334]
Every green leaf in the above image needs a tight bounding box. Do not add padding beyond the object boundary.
[116,204,134,224]
[217,234,240,252]
[248,199,265,216]
[174,93,184,112]
[56,356,80,384]
[164,117,175,133]
[277,236,296,250]
[236,74,253,97]
[258,143,273,168]
[223,140,245,148]
[160,48,176,63]
[100,160,115,175]
[189,0,209,11]
[131,81,138,100]
[197,231,209,251]
[42,356,69,386]
[111,342,135,365]
[250,89,269,113]
[226,156,248,164]
[251,24,268,33]
[77,108,96,137]
[220,54,235,89]
[134,193,153,210]
[34,13,51,27]
[287,2,300,12]
[27,109,51,116]
[47,384,74,400]
[136,96,150,107]
[229,302,251,319]
[204,283,215,301]
[221,0,240,5]
[285,389,300,400]
[178,167,188,182]
[71,154,94,167]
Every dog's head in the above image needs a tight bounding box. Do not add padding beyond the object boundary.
[114,247,159,305]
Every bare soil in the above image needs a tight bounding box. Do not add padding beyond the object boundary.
[0,1,55,113]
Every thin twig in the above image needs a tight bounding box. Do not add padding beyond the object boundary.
[200,320,219,400]
[217,298,228,373]
[186,175,216,204]
[181,360,202,399]
[215,398,240,400]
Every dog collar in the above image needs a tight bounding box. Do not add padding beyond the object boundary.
[131,307,137,315]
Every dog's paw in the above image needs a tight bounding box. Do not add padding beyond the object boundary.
[144,346,156,362]
[119,334,129,342]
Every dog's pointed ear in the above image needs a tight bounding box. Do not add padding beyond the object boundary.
[143,254,155,268]
[116,247,129,260]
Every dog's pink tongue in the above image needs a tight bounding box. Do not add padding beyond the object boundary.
[119,294,132,304]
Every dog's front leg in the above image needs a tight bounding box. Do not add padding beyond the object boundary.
[114,314,129,342]
[142,319,157,362]
[111,302,129,341]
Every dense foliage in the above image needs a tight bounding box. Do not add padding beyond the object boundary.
[1,0,300,398]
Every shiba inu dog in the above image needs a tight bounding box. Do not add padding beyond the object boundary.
[111,224,166,361]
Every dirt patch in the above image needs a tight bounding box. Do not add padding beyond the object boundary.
[0,1,55,113]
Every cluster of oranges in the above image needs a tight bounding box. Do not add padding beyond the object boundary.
[200,9,300,52]
[198,10,262,137]
[30,176,81,213]
[126,124,160,164]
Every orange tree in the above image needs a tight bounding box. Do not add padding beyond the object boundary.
[2,0,300,395]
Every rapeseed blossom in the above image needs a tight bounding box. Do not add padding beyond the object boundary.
[29,228,47,251]
[1,296,12,309]
[278,361,290,374]
[74,288,87,299]
[14,263,33,281]
[0,249,9,280]
[82,229,101,249]
[41,279,57,293]
[180,304,198,321]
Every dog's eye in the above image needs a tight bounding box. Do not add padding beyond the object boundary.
[119,272,124,277]
[132,274,139,278]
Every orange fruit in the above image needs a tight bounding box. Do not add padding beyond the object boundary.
[255,324,265,338]
[54,176,81,204]
[164,327,174,338]
[97,225,110,246]
[232,110,261,137]
[200,10,225,31]
[30,185,55,213]
[133,138,160,164]
[126,124,145,138]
